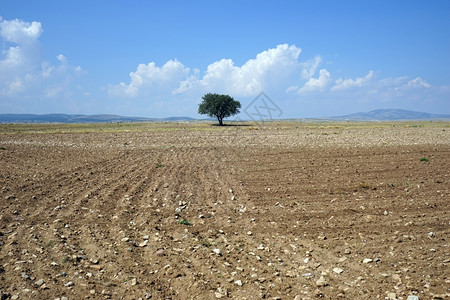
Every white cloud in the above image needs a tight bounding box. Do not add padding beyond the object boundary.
[0,18,43,80]
[107,43,447,117]
[0,17,83,99]
[331,70,374,91]
[111,44,303,98]
[406,77,431,88]
[195,44,301,96]
[108,59,190,97]
[297,69,331,94]
[300,55,322,79]
[0,18,42,43]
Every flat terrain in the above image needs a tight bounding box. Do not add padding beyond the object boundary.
[0,121,449,299]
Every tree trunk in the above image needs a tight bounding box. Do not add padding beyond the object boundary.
[218,116,223,126]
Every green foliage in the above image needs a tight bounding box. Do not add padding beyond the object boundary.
[198,93,241,126]
[420,157,429,162]
[178,219,192,226]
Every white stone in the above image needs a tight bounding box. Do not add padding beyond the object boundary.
[139,240,148,247]
[34,279,44,286]
[387,292,397,300]
[316,276,328,287]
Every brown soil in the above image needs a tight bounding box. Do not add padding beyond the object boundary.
[0,122,449,299]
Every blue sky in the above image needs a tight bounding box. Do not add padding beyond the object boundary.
[1,0,449,118]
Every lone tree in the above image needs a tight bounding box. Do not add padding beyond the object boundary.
[198,93,241,126]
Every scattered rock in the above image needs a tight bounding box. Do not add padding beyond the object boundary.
[316,276,328,287]
[387,292,397,299]
[89,264,102,270]
[34,279,44,286]
[89,258,99,264]
[333,267,344,274]
[406,296,419,300]
[64,281,74,287]
[213,248,222,255]
[234,280,243,286]
[314,289,323,297]
[363,258,373,264]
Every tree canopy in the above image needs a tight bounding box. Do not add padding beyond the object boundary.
[198,93,241,126]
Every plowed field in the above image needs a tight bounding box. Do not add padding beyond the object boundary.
[0,122,449,299]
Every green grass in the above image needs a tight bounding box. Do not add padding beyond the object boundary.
[178,219,192,226]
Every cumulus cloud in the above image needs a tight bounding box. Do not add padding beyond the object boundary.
[108,60,190,97]
[0,17,43,43]
[107,43,445,117]
[297,69,331,94]
[300,55,322,79]
[331,70,374,91]
[195,44,301,96]
[0,18,44,85]
[0,17,82,99]
[110,44,303,98]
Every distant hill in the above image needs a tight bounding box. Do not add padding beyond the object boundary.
[329,109,450,121]
[1,109,449,123]
[0,114,195,123]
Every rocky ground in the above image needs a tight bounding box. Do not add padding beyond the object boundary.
[0,122,449,299]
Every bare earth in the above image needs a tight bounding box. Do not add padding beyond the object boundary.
[0,122,449,299]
